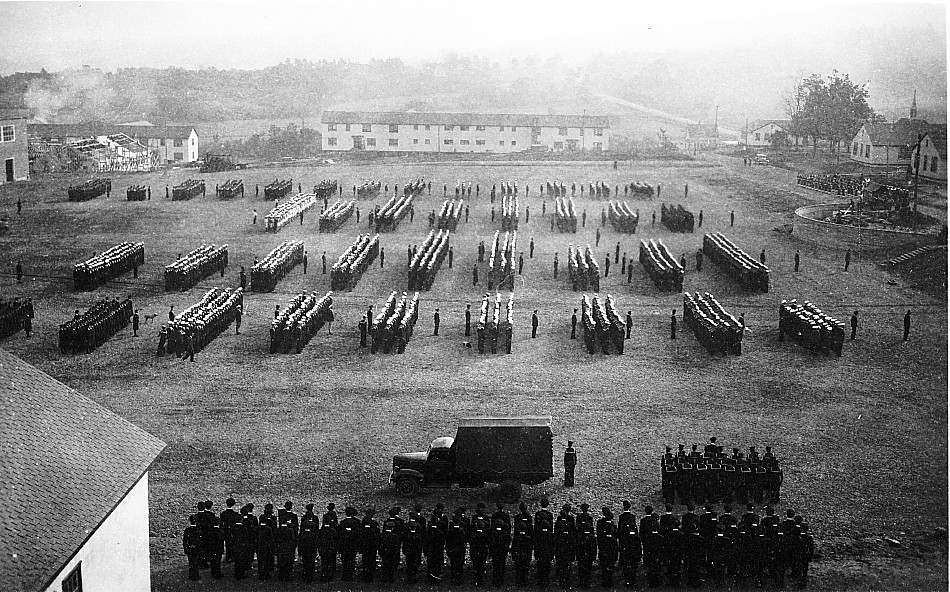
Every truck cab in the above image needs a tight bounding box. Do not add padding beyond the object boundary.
[390,436,455,496]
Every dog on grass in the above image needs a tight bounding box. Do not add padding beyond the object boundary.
[143,312,158,324]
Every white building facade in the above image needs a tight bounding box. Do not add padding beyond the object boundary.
[320,111,610,153]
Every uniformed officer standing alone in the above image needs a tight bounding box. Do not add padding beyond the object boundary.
[564,441,577,487]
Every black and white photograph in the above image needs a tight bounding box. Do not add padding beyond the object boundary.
[0,1,947,590]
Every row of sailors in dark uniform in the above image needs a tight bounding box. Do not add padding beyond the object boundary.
[0,297,34,339]
[183,497,814,589]
[661,439,783,507]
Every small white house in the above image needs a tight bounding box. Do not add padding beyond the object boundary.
[744,119,792,147]
[910,127,947,182]
[0,350,166,592]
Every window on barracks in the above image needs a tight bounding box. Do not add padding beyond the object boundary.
[511,127,517,132]
[389,138,398,147]
[500,126,505,132]
[389,124,399,133]
[460,125,469,131]
[511,141,517,146]
[580,128,584,136]
[476,139,486,145]
[445,125,454,131]
[444,139,454,145]
[499,141,505,146]
[413,139,419,144]
[460,139,470,145]
[558,127,568,136]
[425,125,431,131]
[898,146,909,159]
[62,563,82,592]
[754,133,761,141]
[594,128,603,136]
[160,138,166,146]
[932,157,938,172]
[413,125,419,130]
[476,125,486,131]
[593,142,602,150]
[174,139,183,147]
[345,124,351,132]
[425,139,431,144]
[532,127,541,134]
[865,145,870,158]
[923,155,929,170]
[367,138,377,147]
[0,125,14,142]
[174,152,183,161]
[554,141,564,150]
[328,124,337,132]
[327,137,338,146]
[363,124,372,133]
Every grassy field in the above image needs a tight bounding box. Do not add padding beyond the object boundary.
[0,155,946,591]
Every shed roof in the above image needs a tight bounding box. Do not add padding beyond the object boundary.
[749,119,791,132]
[321,111,609,129]
[459,416,553,428]
[0,109,30,121]
[30,122,196,140]
[861,119,937,147]
[0,350,166,591]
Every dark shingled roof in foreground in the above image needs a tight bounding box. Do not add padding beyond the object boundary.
[320,111,609,128]
[0,349,166,591]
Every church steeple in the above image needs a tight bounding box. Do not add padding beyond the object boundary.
[910,89,918,119]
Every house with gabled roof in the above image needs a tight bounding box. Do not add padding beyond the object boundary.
[743,119,793,147]
[0,349,166,592]
[911,126,947,182]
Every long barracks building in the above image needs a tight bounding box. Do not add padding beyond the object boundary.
[320,111,610,153]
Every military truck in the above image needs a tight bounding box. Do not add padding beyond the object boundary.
[390,416,553,500]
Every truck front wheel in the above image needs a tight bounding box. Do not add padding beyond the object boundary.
[396,477,420,497]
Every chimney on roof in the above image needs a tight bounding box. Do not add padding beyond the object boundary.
[910,90,918,119]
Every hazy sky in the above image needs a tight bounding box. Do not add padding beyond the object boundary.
[0,0,945,72]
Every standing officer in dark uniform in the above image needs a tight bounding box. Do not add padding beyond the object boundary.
[447,508,469,584]
[319,506,339,581]
[360,508,380,582]
[576,511,598,588]
[465,304,472,336]
[403,511,425,584]
[554,504,577,588]
[534,500,556,587]
[532,310,539,338]
[426,505,448,583]
[379,507,402,582]
[571,309,578,339]
[671,309,677,339]
[617,501,641,588]
[903,309,911,341]
[433,308,440,336]
[470,504,491,586]
[298,520,318,583]
[794,250,801,272]
[339,506,361,581]
[184,516,202,580]
[489,510,512,586]
[512,503,534,587]
[850,311,859,340]
[563,441,578,486]
[220,497,239,564]
[275,521,297,581]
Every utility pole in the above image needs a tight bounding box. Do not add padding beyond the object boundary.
[912,133,922,228]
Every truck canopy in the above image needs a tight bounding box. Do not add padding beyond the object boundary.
[455,416,553,485]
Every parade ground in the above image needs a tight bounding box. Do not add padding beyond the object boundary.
[0,156,946,590]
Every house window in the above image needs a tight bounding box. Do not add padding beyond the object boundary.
[328,124,337,132]
[174,152,183,161]
[444,139,454,145]
[191,138,195,146]
[594,128,603,136]
[425,125,431,131]
[425,139,431,144]
[476,139,486,145]
[460,125,469,131]
[499,141,505,146]
[62,563,82,592]
[500,126,505,132]
[174,139,183,147]
[554,141,564,150]
[413,139,419,144]
[160,138,166,146]
[925,139,930,148]
[932,156,938,172]
[460,139,470,145]
[389,124,398,133]
[511,141,517,146]
[413,125,419,130]
[345,124,351,132]
[580,128,585,136]
[923,155,929,170]
[852,143,857,155]
[754,133,761,141]
[389,138,398,147]
[898,145,909,159]
[445,125,454,131]
[327,137,338,146]
[362,124,372,133]
[566,139,578,150]
[476,125,486,131]
[0,125,13,142]
[558,127,568,136]
[593,142,603,150]
[367,138,377,147]
[865,145,870,158]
